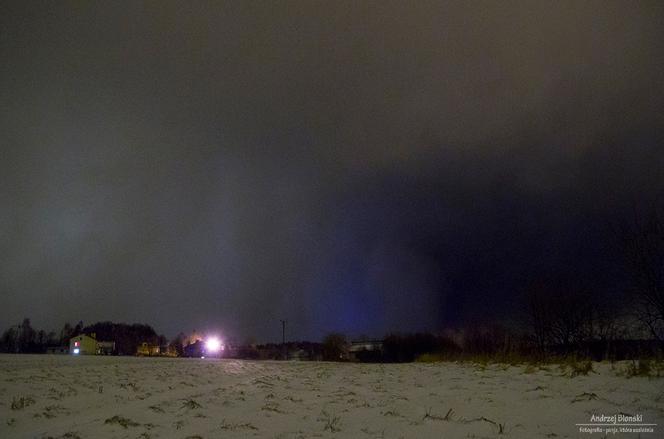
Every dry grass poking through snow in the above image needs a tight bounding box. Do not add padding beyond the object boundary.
[0,354,662,438]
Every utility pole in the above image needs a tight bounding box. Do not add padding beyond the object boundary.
[280,319,286,360]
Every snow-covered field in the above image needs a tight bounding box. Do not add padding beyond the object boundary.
[0,355,662,439]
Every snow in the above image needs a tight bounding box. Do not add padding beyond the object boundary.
[0,354,662,438]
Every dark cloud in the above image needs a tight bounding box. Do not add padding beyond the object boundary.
[1,1,663,340]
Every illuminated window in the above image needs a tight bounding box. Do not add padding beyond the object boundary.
[74,341,80,347]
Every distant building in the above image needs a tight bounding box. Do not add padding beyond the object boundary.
[288,349,308,361]
[97,341,115,355]
[184,339,205,357]
[69,334,96,355]
[186,330,203,346]
[69,333,115,355]
[136,342,160,356]
[349,340,383,352]
[348,340,383,362]
[46,346,69,355]
[161,344,178,357]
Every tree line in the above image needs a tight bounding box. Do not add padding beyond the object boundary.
[0,319,165,355]
[315,208,664,363]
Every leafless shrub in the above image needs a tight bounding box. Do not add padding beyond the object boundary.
[219,419,258,431]
[180,398,202,409]
[319,410,342,433]
[11,396,35,410]
[104,415,140,428]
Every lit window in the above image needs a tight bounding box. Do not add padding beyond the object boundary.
[74,341,80,347]
[73,348,80,354]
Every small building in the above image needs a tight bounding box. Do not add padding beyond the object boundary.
[97,341,115,355]
[46,346,69,355]
[69,333,115,355]
[348,340,384,362]
[136,342,160,356]
[288,349,308,361]
[161,344,178,357]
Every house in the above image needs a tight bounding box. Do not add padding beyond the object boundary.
[69,333,115,355]
[186,330,203,346]
[183,339,205,357]
[136,342,160,356]
[69,334,97,355]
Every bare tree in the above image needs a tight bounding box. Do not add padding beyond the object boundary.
[18,318,36,353]
[59,322,73,345]
[549,288,594,352]
[0,326,19,353]
[322,333,347,361]
[523,283,597,356]
[619,208,664,344]
[523,287,552,356]
[169,332,186,357]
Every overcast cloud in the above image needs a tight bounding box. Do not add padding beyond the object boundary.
[1,1,663,340]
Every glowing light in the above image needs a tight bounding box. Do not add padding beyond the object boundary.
[73,348,80,354]
[205,337,222,353]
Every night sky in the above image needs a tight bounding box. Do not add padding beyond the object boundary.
[2,2,663,342]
